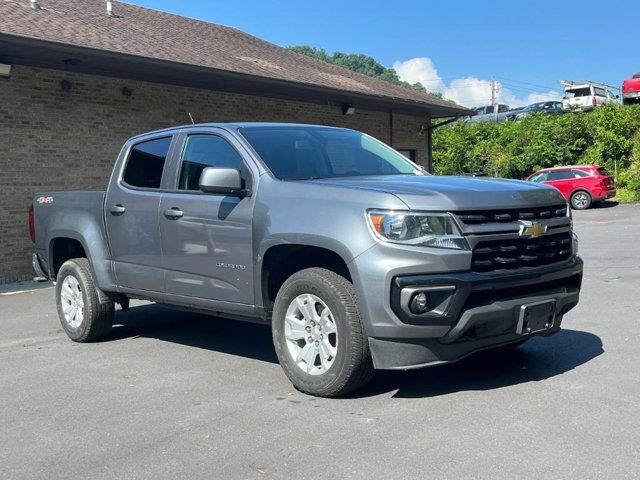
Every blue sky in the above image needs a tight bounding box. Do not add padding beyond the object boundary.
[130,0,633,107]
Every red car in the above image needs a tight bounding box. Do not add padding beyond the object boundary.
[622,72,640,105]
[526,165,616,210]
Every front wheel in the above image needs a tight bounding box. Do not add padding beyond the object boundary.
[570,191,592,210]
[272,268,374,397]
[56,258,114,342]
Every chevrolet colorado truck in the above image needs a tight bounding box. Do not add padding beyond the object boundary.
[30,123,583,397]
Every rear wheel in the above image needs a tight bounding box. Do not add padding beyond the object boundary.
[570,191,591,210]
[272,268,374,397]
[55,258,114,342]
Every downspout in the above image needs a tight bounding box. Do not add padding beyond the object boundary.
[389,109,393,147]
[427,115,460,173]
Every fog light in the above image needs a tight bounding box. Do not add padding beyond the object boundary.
[410,292,429,313]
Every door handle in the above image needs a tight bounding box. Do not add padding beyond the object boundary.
[164,207,184,219]
[110,204,126,215]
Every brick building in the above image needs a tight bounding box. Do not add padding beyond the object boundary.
[0,0,469,283]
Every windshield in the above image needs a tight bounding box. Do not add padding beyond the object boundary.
[239,126,420,180]
[524,103,544,111]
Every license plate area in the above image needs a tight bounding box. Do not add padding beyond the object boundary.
[516,300,556,335]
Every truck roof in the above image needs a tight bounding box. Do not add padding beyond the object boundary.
[128,122,349,141]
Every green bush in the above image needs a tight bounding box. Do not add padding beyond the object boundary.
[433,104,640,201]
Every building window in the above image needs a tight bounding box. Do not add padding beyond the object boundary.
[122,136,172,189]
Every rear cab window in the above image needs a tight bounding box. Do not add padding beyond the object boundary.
[565,87,592,98]
[122,136,172,189]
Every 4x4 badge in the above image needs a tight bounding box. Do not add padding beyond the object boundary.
[519,220,547,238]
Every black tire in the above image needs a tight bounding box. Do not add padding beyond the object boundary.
[55,258,114,342]
[272,268,374,397]
[570,190,592,210]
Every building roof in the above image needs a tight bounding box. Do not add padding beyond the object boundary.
[0,0,470,117]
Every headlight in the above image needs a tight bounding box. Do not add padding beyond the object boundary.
[367,210,469,250]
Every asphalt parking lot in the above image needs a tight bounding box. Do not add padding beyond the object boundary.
[1,203,639,480]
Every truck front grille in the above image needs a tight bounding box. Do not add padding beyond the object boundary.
[472,232,572,272]
[457,205,567,225]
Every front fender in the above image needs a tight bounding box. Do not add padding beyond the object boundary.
[253,233,375,310]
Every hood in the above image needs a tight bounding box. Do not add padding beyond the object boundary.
[305,175,566,211]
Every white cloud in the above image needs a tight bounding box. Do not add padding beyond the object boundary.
[443,77,494,108]
[392,57,446,94]
[393,57,561,108]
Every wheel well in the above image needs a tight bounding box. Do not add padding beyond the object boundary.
[51,238,86,276]
[570,189,591,198]
[570,189,592,202]
[261,245,351,311]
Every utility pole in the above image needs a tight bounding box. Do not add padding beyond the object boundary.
[491,77,499,121]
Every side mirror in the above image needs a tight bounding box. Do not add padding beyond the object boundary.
[199,167,250,196]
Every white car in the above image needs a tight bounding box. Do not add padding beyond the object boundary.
[561,82,618,111]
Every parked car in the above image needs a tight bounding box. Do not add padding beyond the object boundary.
[464,104,512,123]
[561,82,618,111]
[622,72,640,105]
[31,123,583,397]
[526,165,616,209]
[507,101,564,121]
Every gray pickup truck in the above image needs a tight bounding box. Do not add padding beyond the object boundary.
[31,123,583,396]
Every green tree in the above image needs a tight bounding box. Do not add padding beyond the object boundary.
[288,45,431,94]
[432,104,640,200]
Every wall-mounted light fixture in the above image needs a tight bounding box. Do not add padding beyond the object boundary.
[0,63,12,78]
[418,124,427,135]
[60,80,73,91]
[341,104,356,116]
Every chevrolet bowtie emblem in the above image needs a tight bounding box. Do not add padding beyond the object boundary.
[518,220,547,238]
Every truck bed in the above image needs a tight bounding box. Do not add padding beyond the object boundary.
[33,190,107,275]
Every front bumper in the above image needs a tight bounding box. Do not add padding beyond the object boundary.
[350,244,583,369]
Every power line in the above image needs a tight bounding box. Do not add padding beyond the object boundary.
[498,76,559,91]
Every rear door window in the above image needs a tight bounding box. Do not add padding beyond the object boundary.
[122,136,172,189]
[547,170,574,180]
[571,169,590,178]
[594,87,606,97]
